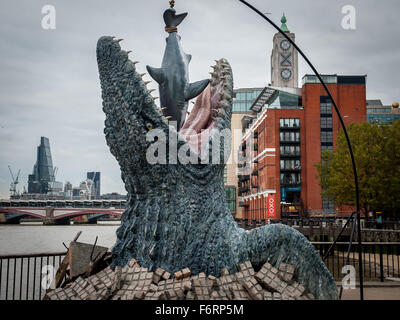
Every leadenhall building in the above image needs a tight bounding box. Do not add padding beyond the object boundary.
[236,15,366,222]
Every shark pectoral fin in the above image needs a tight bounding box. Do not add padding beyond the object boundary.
[185,79,210,101]
[146,66,165,84]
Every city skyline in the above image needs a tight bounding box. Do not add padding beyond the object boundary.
[1,0,399,198]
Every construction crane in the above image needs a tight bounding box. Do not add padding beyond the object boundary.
[8,165,20,197]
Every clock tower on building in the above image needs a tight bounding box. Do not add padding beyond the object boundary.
[270,14,298,88]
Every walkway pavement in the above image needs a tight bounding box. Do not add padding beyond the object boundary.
[338,281,400,300]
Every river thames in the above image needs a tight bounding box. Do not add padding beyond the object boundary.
[0,222,121,255]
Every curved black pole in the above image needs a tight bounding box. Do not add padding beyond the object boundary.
[237,0,363,300]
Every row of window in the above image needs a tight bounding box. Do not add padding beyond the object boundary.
[234,90,263,102]
[367,108,392,114]
[280,159,301,170]
[233,101,253,112]
[279,118,300,128]
[280,145,301,156]
[280,131,300,142]
[280,173,301,185]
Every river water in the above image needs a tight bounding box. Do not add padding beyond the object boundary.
[0,222,121,255]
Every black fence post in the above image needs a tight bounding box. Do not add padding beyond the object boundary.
[379,244,384,282]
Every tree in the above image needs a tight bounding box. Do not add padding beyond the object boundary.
[315,120,400,219]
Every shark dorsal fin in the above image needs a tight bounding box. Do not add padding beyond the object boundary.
[186,54,192,63]
[146,66,165,84]
[185,79,210,101]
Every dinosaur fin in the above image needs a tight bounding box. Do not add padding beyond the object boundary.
[163,9,188,28]
[146,66,165,84]
[185,79,210,101]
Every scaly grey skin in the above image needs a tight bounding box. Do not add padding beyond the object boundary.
[96,36,338,300]
[146,8,209,131]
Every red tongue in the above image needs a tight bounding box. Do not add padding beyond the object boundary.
[180,84,212,133]
[178,82,223,155]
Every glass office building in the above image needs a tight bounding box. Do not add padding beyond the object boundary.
[233,88,264,112]
[28,137,55,194]
[367,100,400,124]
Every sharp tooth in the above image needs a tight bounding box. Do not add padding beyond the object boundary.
[140,73,146,77]
[144,81,151,85]
[210,65,217,69]
[133,61,139,64]
[148,89,155,94]
[126,51,132,54]
[165,116,172,120]
[153,97,159,100]
[117,39,123,43]
[161,107,166,110]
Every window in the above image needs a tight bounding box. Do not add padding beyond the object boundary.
[321,146,333,152]
[225,187,236,213]
[320,103,332,114]
[280,145,301,156]
[320,117,333,129]
[280,118,300,128]
[280,131,300,142]
[322,199,335,212]
[321,131,333,143]
[280,159,301,170]
[280,173,301,185]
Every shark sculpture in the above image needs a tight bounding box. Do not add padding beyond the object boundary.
[146,8,210,131]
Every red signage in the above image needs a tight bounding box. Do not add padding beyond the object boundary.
[267,194,276,218]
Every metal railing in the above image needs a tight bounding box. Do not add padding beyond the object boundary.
[0,251,67,300]
[0,242,399,300]
[314,242,400,282]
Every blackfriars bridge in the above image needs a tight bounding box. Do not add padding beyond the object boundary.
[0,199,125,224]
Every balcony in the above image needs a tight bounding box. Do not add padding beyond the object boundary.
[238,175,250,182]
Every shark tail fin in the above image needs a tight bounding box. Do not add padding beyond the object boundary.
[146,66,165,85]
[163,9,188,28]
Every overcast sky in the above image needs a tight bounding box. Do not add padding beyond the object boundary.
[0,0,399,198]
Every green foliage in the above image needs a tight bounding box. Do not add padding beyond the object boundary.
[315,120,400,217]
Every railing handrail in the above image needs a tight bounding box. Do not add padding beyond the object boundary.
[0,251,67,259]
[311,242,400,246]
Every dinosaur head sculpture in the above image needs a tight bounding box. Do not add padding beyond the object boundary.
[97,35,233,199]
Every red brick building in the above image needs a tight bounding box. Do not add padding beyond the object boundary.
[237,75,366,221]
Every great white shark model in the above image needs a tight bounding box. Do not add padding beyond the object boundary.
[146,8,210,131]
